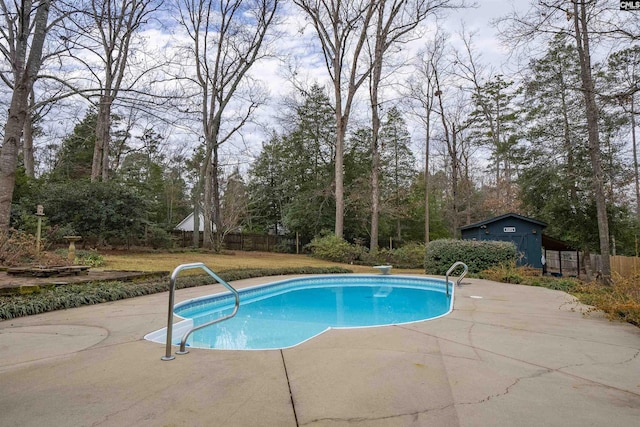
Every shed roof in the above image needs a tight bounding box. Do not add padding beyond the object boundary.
[542,234,576,251]
[459,213,548,231]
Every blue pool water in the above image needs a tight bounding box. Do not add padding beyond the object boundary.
[147,275,453,350]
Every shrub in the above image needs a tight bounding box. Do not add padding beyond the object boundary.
[572,274,640,326]
[306,235,365,263]
[0,266,353,320]
[477,263,640,327]
[391,243,426,268]
[478,261,524,284]
[307,235,426,268]
[75,250,105,267]
[367,243,426,269]
[37,180,148,246]
[146,226,174,249]
[0,229,71,267]
[425,239,517,275]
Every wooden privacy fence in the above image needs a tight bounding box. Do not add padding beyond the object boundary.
[609,255,639,278]
[173,231,310,253]
[589,254,639,278]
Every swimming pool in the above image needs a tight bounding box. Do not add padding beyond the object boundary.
[145,275,453,351]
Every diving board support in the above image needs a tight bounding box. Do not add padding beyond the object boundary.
[162,262,240,361]
[445,262,468,297]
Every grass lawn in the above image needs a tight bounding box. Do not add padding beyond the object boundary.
[99,250,424,275]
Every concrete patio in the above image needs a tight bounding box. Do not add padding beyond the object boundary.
[0,275,639,426]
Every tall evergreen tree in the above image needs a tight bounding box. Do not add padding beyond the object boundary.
[49,110,98,181]
[605,46,640,231]
[379,107,416,242]
[344,127,373,241]
[518,35,633,266]
[468,74,523,212]
[248,85,336,239]
[519,37,592,248]
[248,135,288,234]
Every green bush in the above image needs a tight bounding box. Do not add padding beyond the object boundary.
[307,235,426,268]
[53,249,105,267]
[36,180,148,246]
[75,250,105,267]
[391,243,426,268]
[306,235,365,263]
[146,226,174,249]
[425,239,517,275]
[366,243,426,269]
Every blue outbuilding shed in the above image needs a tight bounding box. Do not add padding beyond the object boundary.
[460,213,547,268]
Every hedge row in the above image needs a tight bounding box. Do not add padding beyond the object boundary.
[0,266,352,320]
[306,235,426,268]
[424,239,518,275]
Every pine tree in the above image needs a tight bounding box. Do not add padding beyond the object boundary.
[248,85,336,239]
[379,107,416,242]
[468,74,523,212]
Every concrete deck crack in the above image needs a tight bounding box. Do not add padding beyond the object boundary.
[299,403,455,426]
[397,325,640,398]
[443,316,639,351]
[457,369,551,406]
[281,349,299,427]
[556,349,640,371]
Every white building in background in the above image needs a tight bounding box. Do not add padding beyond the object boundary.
[173,212,216,232]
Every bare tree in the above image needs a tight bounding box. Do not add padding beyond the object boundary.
[294,0,377,238]
[433,65,470,238]
[63,0,161,182]
[453,29,522,213]
[0,0,58,230]
[405,31,447,244]
[497,1,613,282]
[366,0,457,251]
[176,0,279,250]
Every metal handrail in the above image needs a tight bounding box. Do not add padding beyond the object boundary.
[161,262,240,361]
[445,261,468,297]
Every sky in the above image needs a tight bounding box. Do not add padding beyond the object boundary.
[234,0,522,161]
[225,1,526,171]
[24,0,527,176]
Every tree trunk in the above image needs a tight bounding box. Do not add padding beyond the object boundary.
[202,150,213,250]
[573,1,611,283]
[212,144,222,252]
[192,202,200,247]
[334,92,346,239]
[631,98,639,227]
[370,147,380,251]
[0,84,30,230]
[369,65,382,251]
[23,90,36,178]
[92,95,112,182]
[0,0,51,230]
[424,117,430,245]
[450,124,459,238]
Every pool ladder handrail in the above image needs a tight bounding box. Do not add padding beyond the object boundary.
[162,262,240,361]
[445,261,468,297]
